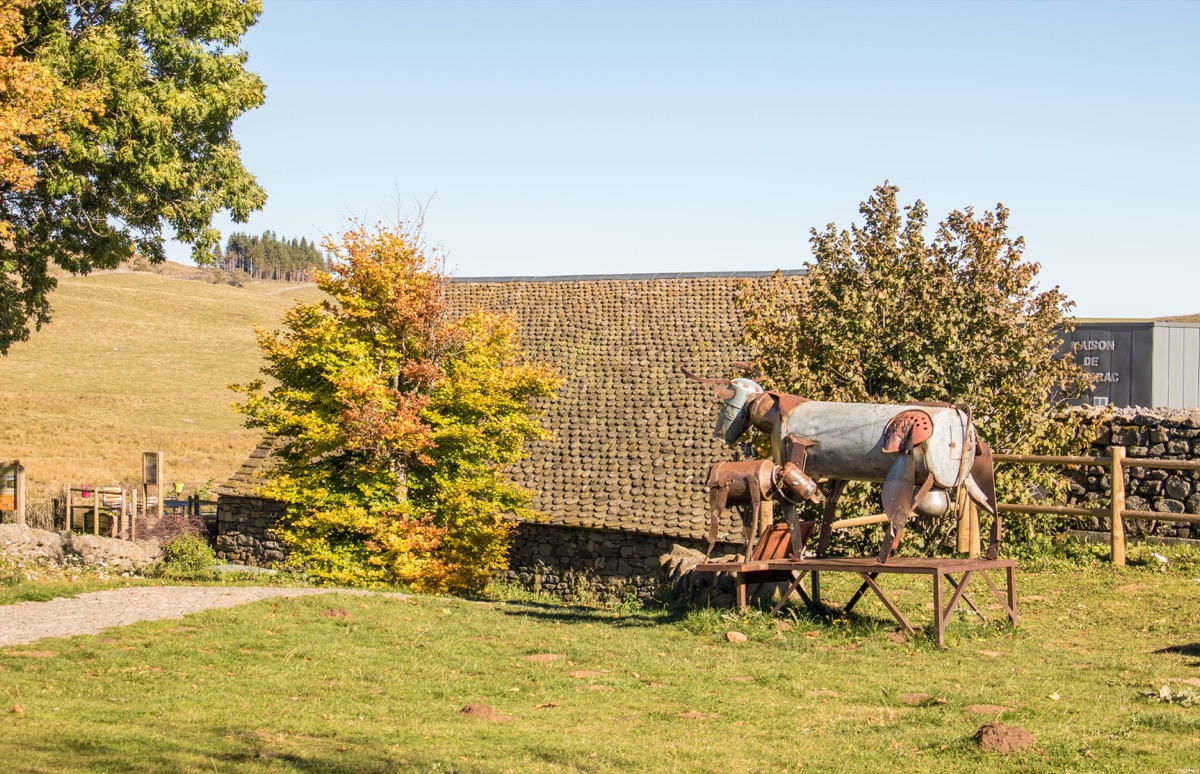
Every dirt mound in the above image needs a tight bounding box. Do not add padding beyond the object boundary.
[974,722,1035,754]
[521,653,564,663]
[320,608,350,619]
[966,704,1014,714]
[458,704,511,721]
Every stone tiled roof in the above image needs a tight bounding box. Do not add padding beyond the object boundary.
[215,436,280,498]
[219,271,808,541]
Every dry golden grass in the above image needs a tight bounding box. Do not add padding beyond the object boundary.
[0,267,322,513]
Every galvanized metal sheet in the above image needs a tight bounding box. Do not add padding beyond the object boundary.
[782,402,971,488]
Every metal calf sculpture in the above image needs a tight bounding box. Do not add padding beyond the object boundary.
[705,460,819,560]
[685,370,999,563]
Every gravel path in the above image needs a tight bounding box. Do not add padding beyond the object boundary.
[0,586,409,647]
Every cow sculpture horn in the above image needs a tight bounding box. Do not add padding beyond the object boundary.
[681,368,732,387]
[730,361,763,377]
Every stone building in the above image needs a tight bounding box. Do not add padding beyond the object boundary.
[215,274,1200,594]
[215,271,807,598]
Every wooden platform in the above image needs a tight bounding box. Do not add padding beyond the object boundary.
[694,554,1018,647]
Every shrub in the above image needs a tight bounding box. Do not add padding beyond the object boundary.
[156,534,216,580]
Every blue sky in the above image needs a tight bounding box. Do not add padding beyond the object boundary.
[184,0,1199,318]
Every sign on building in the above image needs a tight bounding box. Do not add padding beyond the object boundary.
[1063,321,1200,408]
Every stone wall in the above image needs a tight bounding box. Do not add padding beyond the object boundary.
[214,494,733,601]
[214,495,289,566]
[501,521,734,603]
[0,524,161,569]
[1069,408,1200,541]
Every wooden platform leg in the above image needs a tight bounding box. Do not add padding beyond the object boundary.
[842,573,879,616]
[811,570,821,608]
[1007,565,1018,626]
[944,572,986,622]
[933,569,945,647]
[771,571,811,615]
[981,569,1018,627]
[736,574,748,611]
[860,573,915,635]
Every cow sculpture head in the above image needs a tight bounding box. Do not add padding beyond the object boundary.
[683,369,764,446]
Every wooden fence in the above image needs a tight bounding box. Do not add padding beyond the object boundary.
[993,446,1200,566]
[822,445,1200,566]
[61,487,218,542]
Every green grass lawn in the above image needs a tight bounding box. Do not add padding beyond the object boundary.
[2,563,1199,772]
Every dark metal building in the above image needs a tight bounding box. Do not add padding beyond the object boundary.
[1063,320,1200,408]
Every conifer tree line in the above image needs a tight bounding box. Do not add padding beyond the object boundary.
[221,231,327,281]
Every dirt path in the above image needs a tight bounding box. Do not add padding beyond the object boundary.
[0,586,408,647]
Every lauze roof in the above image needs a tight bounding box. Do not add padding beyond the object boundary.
[221,271,808,541]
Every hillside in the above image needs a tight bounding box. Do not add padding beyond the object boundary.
[0,267,322,505]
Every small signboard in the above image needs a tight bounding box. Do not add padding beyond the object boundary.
[0,464,15,511]
[142,451,163,487]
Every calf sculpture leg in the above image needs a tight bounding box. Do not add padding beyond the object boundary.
[705,486,728,559]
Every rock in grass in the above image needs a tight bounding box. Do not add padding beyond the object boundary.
[973,722,1035,754]
[725,631,748,643]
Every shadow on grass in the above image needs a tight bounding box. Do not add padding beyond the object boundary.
[19,737,411,774]
[494,598,689,628]
[1154,642,1200,666]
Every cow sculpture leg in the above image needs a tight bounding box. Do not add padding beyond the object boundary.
[815,479,847,557]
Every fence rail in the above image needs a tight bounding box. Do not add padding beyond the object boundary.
[993,446,1200,565]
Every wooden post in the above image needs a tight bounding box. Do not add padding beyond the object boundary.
[968,500,981,559]
[13,462,25,527]
[131,488,139,542]
[92,486,99,536]
[1111,445,1126,567]
[118,487,126,540]
[955,486,970,554]
[155,452,164,522]
[63,484,70,531]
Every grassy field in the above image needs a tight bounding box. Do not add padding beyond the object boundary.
[1,560,1198,772]
[0,266,322,521]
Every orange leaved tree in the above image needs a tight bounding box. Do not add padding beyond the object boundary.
[233,222,559,592]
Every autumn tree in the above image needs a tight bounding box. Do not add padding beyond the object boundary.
[0,0,99,234]
[738,183,1095,546]
[0,0,266,353]
[232,222,560,592]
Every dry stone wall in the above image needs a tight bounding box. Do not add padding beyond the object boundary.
[0,524,161,569]
[214,495,289,566]
[502,521,737,603]
[1069,408,1200,541]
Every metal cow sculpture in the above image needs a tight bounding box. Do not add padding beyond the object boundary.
[704,459,820,560]
[685,369,1000,563]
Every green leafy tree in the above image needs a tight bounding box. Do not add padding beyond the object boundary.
[738,183,1096,547]
[0,0,266,352]
[232,222,560,592]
